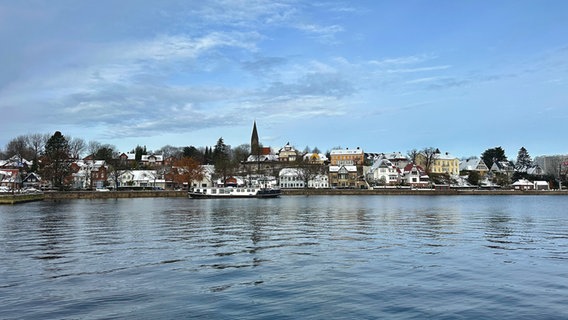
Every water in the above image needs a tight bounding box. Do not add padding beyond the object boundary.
[1,195,567,319]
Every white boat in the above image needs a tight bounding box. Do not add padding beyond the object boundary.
[188,186,281,199]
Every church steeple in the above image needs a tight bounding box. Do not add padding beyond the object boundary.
[251,121,259,155]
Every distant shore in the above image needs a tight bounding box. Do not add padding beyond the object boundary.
[3,188,567,204]
[32,188,568,201]
[283,188,568,196]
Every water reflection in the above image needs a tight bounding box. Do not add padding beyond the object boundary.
[35,204,76,276]
[1,196,567,319]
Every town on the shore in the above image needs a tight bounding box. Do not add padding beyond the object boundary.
[1,122,567,193]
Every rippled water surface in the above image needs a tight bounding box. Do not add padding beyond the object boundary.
[1,195,567,319]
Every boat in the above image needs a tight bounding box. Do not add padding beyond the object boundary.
[188,186,281,199]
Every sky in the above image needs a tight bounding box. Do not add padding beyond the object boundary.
[1,0,567,159]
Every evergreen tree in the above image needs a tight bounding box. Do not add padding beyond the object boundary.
[212,138,231,186]
[182,146,204,163]
[481,147,508,169]
[134,145,146,162]
[467,171,481,186]
[40,131,71,190]
[515,147,532,172]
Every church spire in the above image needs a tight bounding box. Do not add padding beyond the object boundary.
[251,121,259,155]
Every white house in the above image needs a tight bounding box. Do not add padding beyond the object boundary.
[115,170,160,188]
[401,163,430,188]
[511,178,534,190]
[366,159,401,185]
[279,168,329,189]
[534,181,550,190]
[189,165,215,189]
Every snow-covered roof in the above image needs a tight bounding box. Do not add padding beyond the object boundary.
[435,152,458,160]
[330,148,363,155]
[459,158,488,171]
[247,154,279,162]
[303,153,328,162]
[121,170,157,181]
[279,168,301,176]
[512,179,533,186]
[141,154,164,162]
[369,158,396,171]
[402,163,426,174]
[278,142,297,153]
[329,165,357,172]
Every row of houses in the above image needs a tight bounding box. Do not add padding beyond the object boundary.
[0,140,553,191]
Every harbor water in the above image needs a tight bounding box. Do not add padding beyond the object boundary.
[1,195,567,319]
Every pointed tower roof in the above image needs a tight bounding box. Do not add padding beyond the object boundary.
[251,121,259,155]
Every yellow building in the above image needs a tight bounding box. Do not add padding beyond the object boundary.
[416,150,460,175]
[329,148,364,166]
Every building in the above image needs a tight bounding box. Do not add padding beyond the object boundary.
[279,168,329,189]
[367,152,409,169]
[303,152,328,164]
[329,165,363,188]
[534,181,550,190]
[416,150,460,175]
[511,178,534,190]
[330,148,364,166]
[366,158,401,186]
[459,158,489,176]
[69,160,108,189]
[22,172,41,189]
[141,154,164,167]
[401,163,430,188]
[278,143,299,162]
[490,161,515,177]
[251,120,260,156]
[115,170,161,189]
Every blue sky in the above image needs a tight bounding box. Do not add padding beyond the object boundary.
[1,0,567,159]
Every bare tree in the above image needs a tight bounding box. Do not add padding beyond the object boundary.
[26,133,49,159]
[157,145,182,159]
[68,137,87,159]
[6,135,33,160]
[231,144,250,175]
[420,147,438,174]
[87,141,102,157]
[295,161,326,189]
[407,149,419,164]
[107,155,128,190]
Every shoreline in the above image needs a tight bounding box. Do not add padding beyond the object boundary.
[3,189,567,204]
[282,188,568,196]
[40,189,568,201]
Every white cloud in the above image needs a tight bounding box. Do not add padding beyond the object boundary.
[295,23,344,43]
[386,65,451,74]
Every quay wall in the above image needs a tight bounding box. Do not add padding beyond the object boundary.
[9,189,568,202]
[282,189,568,196]
[0,193,45,204]
[43,190,187,200]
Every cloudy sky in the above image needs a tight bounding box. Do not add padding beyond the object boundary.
[1,1,567,158]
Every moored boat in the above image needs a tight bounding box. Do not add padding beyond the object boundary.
[188,186,281,199]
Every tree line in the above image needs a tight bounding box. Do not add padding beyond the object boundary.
[2,131,567,190]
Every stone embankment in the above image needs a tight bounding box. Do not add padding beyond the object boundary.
[3,189,567,204]
[282,188,568,196]
[43,190,187,201]
[0,193,45,204]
